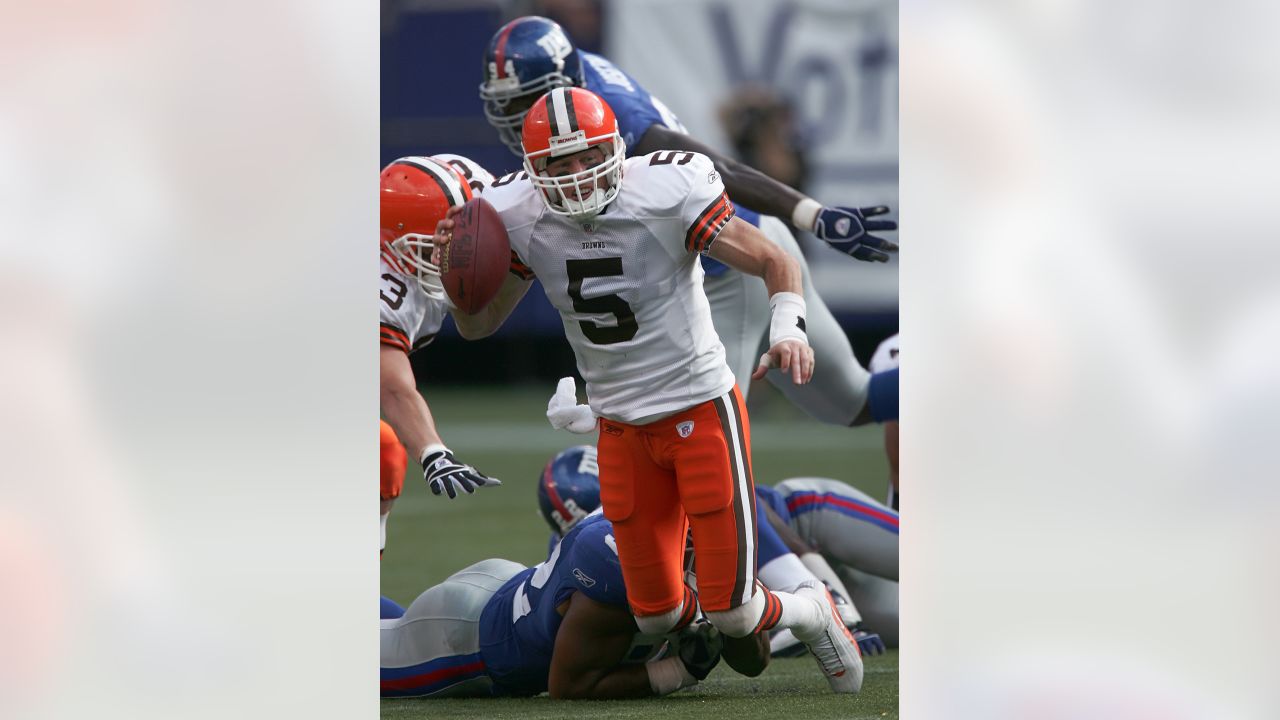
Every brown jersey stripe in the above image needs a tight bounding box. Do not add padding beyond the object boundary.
[380,333,410,352]
[732,386,758,575]
[380,323,411,352]
[684,193,727,252]
[410,334,436,353]
[693,201,735,254]
[713,392,752,608]
[509,250,536,280]
[685,192,735,253]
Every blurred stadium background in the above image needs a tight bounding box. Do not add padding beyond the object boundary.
[381,0,898,714]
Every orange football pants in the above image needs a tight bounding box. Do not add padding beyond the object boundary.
[596,385,758,616]
[379,420,406,501]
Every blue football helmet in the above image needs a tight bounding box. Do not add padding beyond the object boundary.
[537,445,601,536]
[479,16,584,155]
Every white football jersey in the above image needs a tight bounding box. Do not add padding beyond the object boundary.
[485,151,737,423]
[869,333,900,373]
[380,257,448,353]
[380,154,494,353]
[432,153,495,195]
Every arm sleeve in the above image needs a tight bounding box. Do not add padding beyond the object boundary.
[677,154,735,255]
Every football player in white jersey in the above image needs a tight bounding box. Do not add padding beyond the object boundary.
[477,17,899,429]
[434,87,864,695]
[379,156,502,503]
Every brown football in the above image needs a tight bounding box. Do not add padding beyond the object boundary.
[441,197,511,314]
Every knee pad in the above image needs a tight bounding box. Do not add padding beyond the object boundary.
[704,589,765,638]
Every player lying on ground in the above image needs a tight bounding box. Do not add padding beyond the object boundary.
[538,445,893,652]
[475,16,899,428]
[869,333,901,509]
[380,511,774,699]
[379,156,503,501]
[755,479,900,649]
[435,87,869,693]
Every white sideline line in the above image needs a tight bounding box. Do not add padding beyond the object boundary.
[442,422,882,453]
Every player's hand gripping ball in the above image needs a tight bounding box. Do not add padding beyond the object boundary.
[437,197,511,314]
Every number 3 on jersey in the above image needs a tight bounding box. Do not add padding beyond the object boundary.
[566,258,638,345]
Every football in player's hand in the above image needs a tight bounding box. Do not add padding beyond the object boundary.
[441,197,510,314]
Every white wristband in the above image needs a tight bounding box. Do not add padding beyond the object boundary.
[646,656,697,696]
[768,292,808,347]
[791,197,822,232]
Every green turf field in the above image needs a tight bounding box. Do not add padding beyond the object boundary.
[381,383,896,719]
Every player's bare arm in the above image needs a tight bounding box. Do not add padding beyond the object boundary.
[379,345,443,459]
[707,216,814,385]
[432,206,533,339]
[547,592,653,699]
[637,125,898,262]
[706,216,801,303]
[451,271,532,339]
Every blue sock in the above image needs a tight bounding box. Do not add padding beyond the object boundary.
[867,368,899,422]
[380,595,405,619]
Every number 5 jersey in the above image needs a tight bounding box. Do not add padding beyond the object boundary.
[485,151,738,424]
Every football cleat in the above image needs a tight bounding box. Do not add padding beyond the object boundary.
[793,581,865,694]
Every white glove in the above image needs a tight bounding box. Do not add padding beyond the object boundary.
[547,377,597,434]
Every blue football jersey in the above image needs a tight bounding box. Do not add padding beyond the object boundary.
[580,50,686,149]
[479,513,650,696]
[755,484,793,524]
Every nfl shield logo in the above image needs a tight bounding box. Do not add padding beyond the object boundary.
[677,421,694,438]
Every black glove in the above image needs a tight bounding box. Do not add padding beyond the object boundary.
[675,620,724,681]
[420,445,501,499]
[813,205,899,262]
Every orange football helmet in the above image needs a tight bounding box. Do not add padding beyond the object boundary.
[380,157,473,299]
[521,87,626,219]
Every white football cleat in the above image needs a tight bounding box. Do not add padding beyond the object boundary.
[794,581,864,694]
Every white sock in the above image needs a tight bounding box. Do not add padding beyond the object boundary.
[773,589,825,638]
[799,553,861,623]
[758,553,819,593]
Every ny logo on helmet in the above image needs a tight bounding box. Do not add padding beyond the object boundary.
[536,27,573,67]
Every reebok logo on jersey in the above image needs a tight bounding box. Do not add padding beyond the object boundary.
[708,170,719,184]
[602,422,624,437]
[677,421,694,438]
[573,568,596,587]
